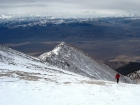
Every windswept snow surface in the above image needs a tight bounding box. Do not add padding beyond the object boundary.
[0,77,140,105]
[0,44,140,105]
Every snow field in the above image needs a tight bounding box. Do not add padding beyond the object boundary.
[0,78,140,105]
[0,44,140,105]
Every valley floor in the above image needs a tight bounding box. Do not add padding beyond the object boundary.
[0,77,140,105]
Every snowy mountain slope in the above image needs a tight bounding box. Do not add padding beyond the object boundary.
[39,42,133,83]
[0,44,122,86]
[127,70,140,84]
[0,44,140,105]
[0,45,48,72]
[0,44,89,83]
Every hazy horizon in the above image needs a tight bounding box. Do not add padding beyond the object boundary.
[1,0,140,17]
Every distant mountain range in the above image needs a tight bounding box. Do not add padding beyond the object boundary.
[1,16,140,43]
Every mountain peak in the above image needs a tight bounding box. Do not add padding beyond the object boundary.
[38,42,70,60]
[56,42,70,49]
[59,42,67,46]
[39,42,133,83]
[55,42,67,49]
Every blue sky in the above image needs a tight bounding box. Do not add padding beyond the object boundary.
[0,0,140,17]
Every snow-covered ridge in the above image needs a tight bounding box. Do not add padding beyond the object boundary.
[39,42,133,83]
[127,70,140,83]
[0,43,134,83]
[1,15,140,28]
[0,45,42,65]
[0,16,92,28]
[0,44,92,84]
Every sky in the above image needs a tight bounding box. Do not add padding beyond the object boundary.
[0,0,140,17]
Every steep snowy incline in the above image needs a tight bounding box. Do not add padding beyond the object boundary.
[0,45,48,71]
[127,70,140,84]
[0,44,89,83]
[39,42,133,83]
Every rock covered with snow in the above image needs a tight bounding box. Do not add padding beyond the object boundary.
[127,70,140,83]
[39,42,133,83]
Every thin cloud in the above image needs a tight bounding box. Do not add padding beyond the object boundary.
[0,0,140,17]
